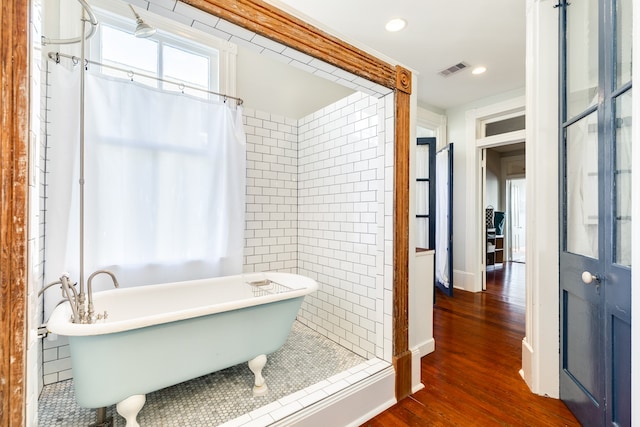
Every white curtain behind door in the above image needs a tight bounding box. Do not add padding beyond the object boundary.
[435,146,450,288]
[44,66,246,318]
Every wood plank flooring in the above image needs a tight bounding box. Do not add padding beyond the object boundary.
[362,262,579,426]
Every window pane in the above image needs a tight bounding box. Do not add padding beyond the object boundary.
[615,90,632,266]
[162,45,210,97]
[566,111,599,258]
[566,0,599,119]
[616,0,632,88]
[101,25,158,87]
[485,115,525,137]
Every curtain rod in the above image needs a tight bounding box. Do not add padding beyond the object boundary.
[47,51,243,106]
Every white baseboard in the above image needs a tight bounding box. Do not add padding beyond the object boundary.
[416,338,435,357]
[453,269,475,292]
[274,367,396,427]
[411,348,425,394]
[521,338,534,392]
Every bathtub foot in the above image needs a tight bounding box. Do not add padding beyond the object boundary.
[248,354,268,396]
[116,394,146,427]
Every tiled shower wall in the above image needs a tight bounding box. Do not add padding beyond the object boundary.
[295,92,385,360]
[28,0,45,423]
[40,92,392,383]
[242,109,298,274]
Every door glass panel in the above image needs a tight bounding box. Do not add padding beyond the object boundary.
[616,0,633,88]
[615,90,632,266]
[416,144,430,177]
[416,217,428,249]
[566,111,599,258]
[566,0,599,119]
[416,181,429,215]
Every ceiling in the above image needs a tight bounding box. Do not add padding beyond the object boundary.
[269,0,526,111]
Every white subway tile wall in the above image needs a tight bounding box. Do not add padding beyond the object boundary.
[243,109,299,274]
[296,92,387,359]
[39,53,75,387]
[28,1,45,425]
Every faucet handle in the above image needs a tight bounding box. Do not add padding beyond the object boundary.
[95,311,109,321]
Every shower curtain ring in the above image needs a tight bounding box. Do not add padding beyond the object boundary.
[84,59,89,70]
[127,70,134,81]
[72,56,79,66]
[55,52,60,64]
[223,95,227,103]
[178,83,185,93]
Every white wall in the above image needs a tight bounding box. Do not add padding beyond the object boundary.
[237,46,355,120]
[522,0,559,398]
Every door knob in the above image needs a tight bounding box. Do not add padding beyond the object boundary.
[581,271,600,284]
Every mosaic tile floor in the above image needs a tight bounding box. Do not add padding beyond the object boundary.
[38,321,367,426]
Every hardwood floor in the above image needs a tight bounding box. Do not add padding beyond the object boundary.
[362,262,579,426]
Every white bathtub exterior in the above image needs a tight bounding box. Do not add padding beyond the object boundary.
[46,272,317,408]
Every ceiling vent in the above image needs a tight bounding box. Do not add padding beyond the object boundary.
[438,62,469,77]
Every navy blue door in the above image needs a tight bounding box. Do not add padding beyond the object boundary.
[416,137,436,250]
[558,0,632,425]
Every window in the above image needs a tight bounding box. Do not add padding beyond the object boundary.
[90,5,231,99]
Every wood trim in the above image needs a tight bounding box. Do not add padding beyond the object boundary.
[0,0,29,425]
[185,0,396,89]
[393,65,412,400]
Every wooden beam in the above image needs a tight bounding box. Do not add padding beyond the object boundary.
[393,65,412,401]
[184,0,396,89]
[0,0,29,425]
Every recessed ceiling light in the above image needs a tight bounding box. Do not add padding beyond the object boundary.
[472,66,487,75]
[385,18,407,32]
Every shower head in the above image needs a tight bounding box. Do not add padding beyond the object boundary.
[128,4,156,38]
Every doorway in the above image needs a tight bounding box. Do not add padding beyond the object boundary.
[482,142,526,290]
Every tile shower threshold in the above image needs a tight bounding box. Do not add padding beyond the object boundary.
[221,358,390,427]
[38,321,389,426]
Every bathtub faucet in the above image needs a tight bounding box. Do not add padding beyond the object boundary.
[39,273,82,323]
[86,270,120,323]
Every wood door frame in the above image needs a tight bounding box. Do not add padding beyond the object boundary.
[0,1,29,425]
[0,0,413,422]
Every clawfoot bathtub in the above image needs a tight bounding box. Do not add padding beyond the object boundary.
[46,272,317,426]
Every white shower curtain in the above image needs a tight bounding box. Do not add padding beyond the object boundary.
[435,146,450,288]
[44,66,246,318]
